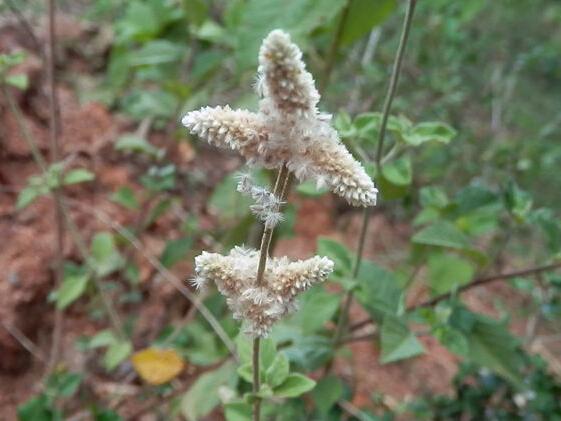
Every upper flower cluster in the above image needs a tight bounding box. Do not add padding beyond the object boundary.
[182,30,378,207]
[194,247,334,337]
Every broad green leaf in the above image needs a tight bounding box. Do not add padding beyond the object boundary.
[56,273,90,310]
[449,307,523,386]
[382,156,412,186]
[271,325,333,370]
[355,260,402,321]
[312,375,344,415]
[129,40,183,66]
[380,316,424,364]
[115,134,163,158]
[334,111,356,138]
[90,232,124,277]
[340,0,396,46]
[504,181,533,222]
[237,363,253,383]
[273,373,316,398]
[402,122,457,146]
[160,237,193,268]
[428,254,474,295]
[121,90,178,120]
[224,401,252,421]
[63,168,95,185]
[17,395,61,421]
[234,0,347,68]
[288,287,339,333]
[46,371,82,397]
[181,361,237,421]
[236,335,276,371]
[420,186,449,209]
[454,185,499,213]
[412,221,471,250]
[103,340,132,371]
[266,352,290,388]
[209,172,258,222]
[111,186,139,210]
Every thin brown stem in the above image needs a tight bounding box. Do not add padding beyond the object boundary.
[45,0,66,377]
[349,262,561,332]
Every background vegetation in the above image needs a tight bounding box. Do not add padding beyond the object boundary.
[1,0,561,420]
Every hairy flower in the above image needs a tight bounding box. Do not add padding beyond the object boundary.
[194,247,334,337]
[182,30,378,207]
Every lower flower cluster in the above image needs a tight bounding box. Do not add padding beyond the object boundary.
[193,246,334,337]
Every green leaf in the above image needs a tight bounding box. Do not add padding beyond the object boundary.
[340,0,396,46]
[380,316,424,364]
[402,122,457,146]
[428,254,474,295]
[56,273,90,310]
[115,134,163,158]
[63,168,95,185]
[90,232,124,277]
[6,73,29,90]
[46,371,82,397]
[355,260,402,321]
[224,401,252,421]
[273,373,316,398]
[237,363,253,383]
[93,408,124,421]
[382,156,412,186]
[160,237,193,268]
[129,40,183,66]
[312,375,344,415]
[420,186,449,209]
[234,0,347,68]
[236,335,276,371]
[317,237,353,276]
[449,307,523,386]
[17,395,60,421]
[111,186,139,210]
[266,352,290,388]
[334,111,356,138]
[88,330,117,349]
[181,361,237,421]
[504,181,533,222]
[271,326,333,370]
[16,185,42,210]
[296,180,329,197]
[103,340,132,371]
[288,287,339,333]
[412,221,471,250]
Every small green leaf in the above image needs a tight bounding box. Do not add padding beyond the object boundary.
[16,186,42,210]
[56,273,90,310]
[428,253,474,295]
[382,156,412,186]
[181,361,237,421]
[111,186,139,210]
[265,352,290,388]
[412,221,471,250]
[288,287,339,333]
[129,40,183,66]
[355,260,402,321]
[103,340,132,371]
[237,363,253,383]
[90,232,124,277]
[403,122,457,146]
[312,375,344,415]
[17,395,59,421]
[63,168,95,185]
[317,237,353,276]
[273,373,316,398]
[160,237,193,268]
[380,316,424,364]
[6,73,29,90]
[224,401,252,421]
[88,330,117,349]
[340,0,396,46]
[115,134,162,158]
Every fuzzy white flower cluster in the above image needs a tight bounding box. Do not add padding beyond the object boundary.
[194,247,334,337]
[182,29,378,207]
[236,173,284,228]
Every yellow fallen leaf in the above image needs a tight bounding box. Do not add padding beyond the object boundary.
[131,348,185,385]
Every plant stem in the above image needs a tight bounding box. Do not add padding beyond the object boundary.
[321,0,352,91]
[252,164,291,421]
[331,0,417,350]
[375,0,417,172]
[349,261,561,332]
[252,337,261,421]
[46,0,66,377]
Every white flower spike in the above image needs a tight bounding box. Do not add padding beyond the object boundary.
[182,29,378,207]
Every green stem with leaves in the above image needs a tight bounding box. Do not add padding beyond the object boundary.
[331,0,418,348]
